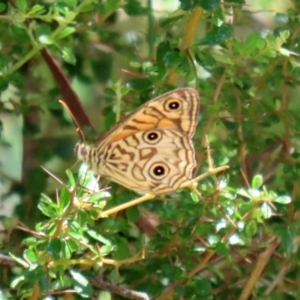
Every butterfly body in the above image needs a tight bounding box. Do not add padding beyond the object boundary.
[75,88,200,194]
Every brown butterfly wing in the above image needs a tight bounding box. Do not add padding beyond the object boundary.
[97,128,196,194]
[76,88,200,194]
[97,88,199,147]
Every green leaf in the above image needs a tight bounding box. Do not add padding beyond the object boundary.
[273,195,291,204]
[190,191,199,203]
[198,0,220,10]
[193,278,212,296]
[66,169,76,187]
[38,194,58,217]
[63,239,77,259]
[113,237,131,260]
[198,23,233,45]
[123,0,148,15]
[35,24,52,38]
[125,78,153,91]
[227,0,245,3]
[61,46,76,64]
[245,220,257,237]
[56,27,75,40]
[0,3,7,13]
[251,174,263,189]
[126,205,140,222]
[215,242,230,256]
[156,41,181,66]
[78,2,94,12]
[28,4,45,15]
[86,229,112,245]
[179,0,197,10]
[100,244,115,256]
[38,35,54,45]
[47,239,63,260]
[0,290,9,300]
[24,249,37,263]
[244,33,263,54]
[16,0,27,12]
[274,13,289,25]
[9,253,29,268]
[160,15,185,28]
[63,0,78,8]
[260,202,272,219]
[71,270,93,297]
[59,187,71,212]
[274,226,293,255]
[100,0,121,14]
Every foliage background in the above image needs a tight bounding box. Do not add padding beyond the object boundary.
[0,0,299,299]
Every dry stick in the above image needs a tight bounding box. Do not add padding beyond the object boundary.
[0,254,18,267]
[238,238,280,300]
[264,261,291,295]
[166,6,204,84]
[40,49,95,132]
[90,278,150,300]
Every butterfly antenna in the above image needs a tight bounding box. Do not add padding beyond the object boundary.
[59,99,85,143]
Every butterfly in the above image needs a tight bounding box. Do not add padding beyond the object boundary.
[75,88,200,195]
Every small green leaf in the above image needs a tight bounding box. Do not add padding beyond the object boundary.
[35,24,52,38]
[28,4,45,15]
[38,35,54,45]
[11,275,26,289]
[63,0,78,8]
[125,78,153,91]
[126,205,140,222]
[198,23,233,45]
[66,169,76,187]
[38,194,58,217]
[24,249,37,262]
[61,46,76,64]
[59,187,71,212]
[71,270,93,297]
[48,239,62,260]
[56,27,75,40]
[179,0,197,10]
[0,290,9,300]
[100,244,115,256]
[251,174,263,189]
[273,195,291,204]
[160,15,185,28]
[156,41,181,66]
[86,229,112,245]
[190,191,199,203]
[192,278,212,296]
[9,253,29,268]
[274,13,289,25]
[274,225,293,255]
[78,2,94,12]
[198,0,220,10]
[215,242,230,256]
[245,219,257,237]
[16,0,27,12]
[123,0,147,15]
[0,2,7,12]
[261,202,272,219]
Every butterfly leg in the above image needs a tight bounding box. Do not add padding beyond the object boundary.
[100,193,156,216]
